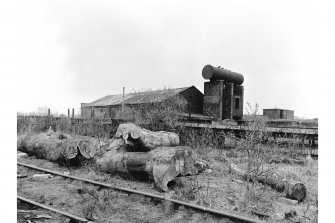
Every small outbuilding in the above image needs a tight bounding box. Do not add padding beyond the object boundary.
[263,108,294,120]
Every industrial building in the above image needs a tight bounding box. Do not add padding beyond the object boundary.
[81,86,204,119]
[202,65,244,120]
[263,108,294,120]
[81,64,245,121]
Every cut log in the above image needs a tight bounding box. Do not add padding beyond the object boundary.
[96,146,198,191]
[115,123,180,151]
[269,157,306,165]
[229,163,306,202]
[77,138,97,159]
[106,138,127,152]
[17,132,103,163]
[61,139,78,159]
[18,133,71,162]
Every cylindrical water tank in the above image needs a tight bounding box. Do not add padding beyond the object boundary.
[202,64,244,85]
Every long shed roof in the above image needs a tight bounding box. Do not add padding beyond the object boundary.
[83,87,191,107]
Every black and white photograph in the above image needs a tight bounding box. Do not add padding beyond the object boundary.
[1,0,334,222]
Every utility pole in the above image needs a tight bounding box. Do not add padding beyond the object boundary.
[122,87,125,119]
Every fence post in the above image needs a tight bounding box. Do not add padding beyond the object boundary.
[47,108,51,130]
[68,108,70,118]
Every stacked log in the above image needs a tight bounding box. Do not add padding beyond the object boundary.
[96,146,197,191]
[115,123,180,151]
[229,163,306,202]
[17,123,199,192]
[96,123,198,191]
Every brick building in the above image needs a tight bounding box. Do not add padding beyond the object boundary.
[202,65,244,120]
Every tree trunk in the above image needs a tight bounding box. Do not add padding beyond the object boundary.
[17,132,78,162]
[229,163,306,202]
[96,146,198,191]
[17,132,100,163]
[115,123,180,151]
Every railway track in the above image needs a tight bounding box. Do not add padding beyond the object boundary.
[17,162,264,223]
[17,195,92,223]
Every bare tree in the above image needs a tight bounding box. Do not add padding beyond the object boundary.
[238,103,272,208]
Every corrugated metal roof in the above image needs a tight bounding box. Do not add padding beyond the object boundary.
[85,87,190,107]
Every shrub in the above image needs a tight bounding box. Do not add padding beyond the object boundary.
[237,103,273,208]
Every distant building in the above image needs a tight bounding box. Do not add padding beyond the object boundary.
[263,108,294,120]
[81,86,204,119]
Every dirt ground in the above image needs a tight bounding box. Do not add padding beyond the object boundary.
[17,155,235,223]
[185,145,318,223]
[17,144,318,223]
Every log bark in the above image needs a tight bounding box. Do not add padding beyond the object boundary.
[96,146,198,191]
[269,157,306,165]
[229,163,306,202]
[18,133,76,162]
[115,123,180,151]
[17,131,99,162]
[18,132,102,162]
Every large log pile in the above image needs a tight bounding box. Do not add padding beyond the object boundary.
[17,123,198,192]
[229,163,306,202]
[96,123,198,191]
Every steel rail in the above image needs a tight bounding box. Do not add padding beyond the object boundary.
[18,162,263,223]
[17,194,92,223]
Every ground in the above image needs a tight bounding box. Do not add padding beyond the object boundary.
[17,141,318,223]
[17,154,234,223]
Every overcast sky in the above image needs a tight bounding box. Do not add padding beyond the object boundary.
[9,0,334,118]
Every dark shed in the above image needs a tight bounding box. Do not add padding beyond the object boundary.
[263,108,294,120]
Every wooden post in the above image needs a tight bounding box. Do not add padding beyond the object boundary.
[219,81,223,120]
[122,87,125,111]
[122,87,125,120]
[47,108,51,129]
[72,108,74,119]
[68,109,70,118]
[230,83,234,120]
[188,98,191,118]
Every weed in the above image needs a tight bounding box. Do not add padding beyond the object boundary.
[174,175,213,207]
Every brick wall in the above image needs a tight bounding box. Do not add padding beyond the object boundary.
[203,81,221,119]
[203,81,244,120]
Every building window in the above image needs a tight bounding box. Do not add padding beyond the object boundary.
[235,97,240,109]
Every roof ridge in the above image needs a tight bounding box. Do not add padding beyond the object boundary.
[86,86,192,107]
